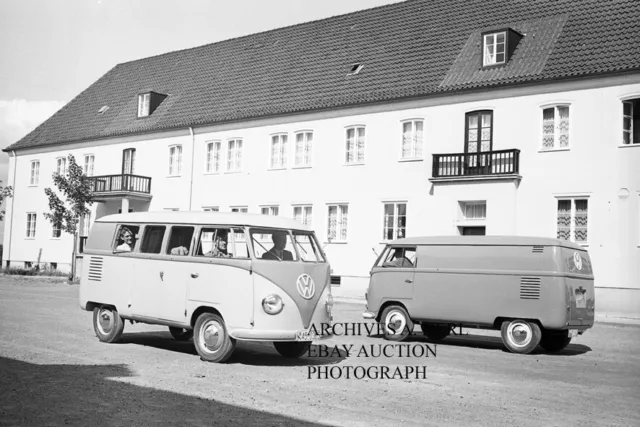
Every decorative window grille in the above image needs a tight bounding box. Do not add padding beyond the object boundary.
[542,106,570,149]
[557,198,588,242]
[327,204,348,242]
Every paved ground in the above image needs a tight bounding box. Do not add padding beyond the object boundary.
[1,276,639,427]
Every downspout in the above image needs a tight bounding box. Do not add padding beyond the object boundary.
[6,150,17,266]
[188,127,195,211]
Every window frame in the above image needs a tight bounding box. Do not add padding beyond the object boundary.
[326,203,349,243]
[203,206,220,212]
[55,157,67,176]
[269,133,289,170]
[399,119,424,162]
[620,95,640,147]
[137,93,151,118]
[29,160,40,186]
[555,195,590,246]
[227,138,243,172]
[381,201,408,242]
[344,125,366,165]
[482,31,507,67]
[168,145,183,176]
[204,140,222,174]
[139,224,168,254]
[539,103,572,152]
[51,221,61,239]
[292,204,313,227]
[83,154,95,177]
[230,206,249,213]
[293,130,314,168]
[260,205,279,217]
[26,212,37,239]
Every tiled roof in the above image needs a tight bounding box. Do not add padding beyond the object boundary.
[6,0,640,151]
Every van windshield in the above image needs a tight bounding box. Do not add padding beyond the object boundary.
[292,231,325,263]
[250,229,298,261]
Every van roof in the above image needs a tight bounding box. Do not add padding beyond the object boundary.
[388,235,586,250]
[95,211,312,231]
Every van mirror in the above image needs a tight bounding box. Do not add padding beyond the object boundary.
[372,247,379,257]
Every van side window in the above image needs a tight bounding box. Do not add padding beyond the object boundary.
[141,225,166,254]
[231,228,250,258]
[380,247,416,268]
[196,227,233,258]
[167,226,194,256]
[114,224,140,252]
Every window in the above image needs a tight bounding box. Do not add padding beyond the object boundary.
[292,231,325,262]
[30,161,39,185]
[56,157,67,175]
[205,141,222,173]
[114,224,140,252]
[465,111,493,169]
[169,145,182,176]
[401,120,423,159]
[463,202,486,220]
[26,213,36,238]
[542,105,570,150]
[138,93,151,117]
[293,205,313,227]
[623,98,640,145]
[327,204,348,242]
[227,139,243,172]
[84,155,95,177]
[376,246,417,268]
[345,126,365,164]
[250,229,298,261]
[122,148,136,174]
[383,203,407,240]
[270,134,288,169]
[203,207,219,212]
[231,206,248,213]
[294,131,313,167]
[140,225,166,254]
[195,227,249,258]
[80,212,91,237]
[557,198,588,243]
[51,221,61,238]
[481,28,523,67]
[261,206,279,216]
[166,226,195,256]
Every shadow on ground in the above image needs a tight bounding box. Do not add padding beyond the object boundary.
[118,331,347,366]
[0,356,334,427]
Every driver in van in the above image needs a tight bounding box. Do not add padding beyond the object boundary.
[262,231,294,261]
[205,230,233,258]
[116,227,134,251]
[383,248,413,268]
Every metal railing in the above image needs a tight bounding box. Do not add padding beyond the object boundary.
[87,174,152,194]
[432,149,520,178]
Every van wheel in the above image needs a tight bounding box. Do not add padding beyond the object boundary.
[500,319,542,354]
[193,313,236,363]
[421,324,450,341]
[273,341,311,358]
[93,306,124,343]
[539,330,572,353]
[380,305,413,342]
[169,327,194,341]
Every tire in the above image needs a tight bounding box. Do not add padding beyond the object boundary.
[500,319,542,354]
[273,341,311,358]
[539,330,572,353]
[420,323,450,341]
[193,312,236,363]
[380,305,413,342]
[93,306,125,343]
[169,326,194,341]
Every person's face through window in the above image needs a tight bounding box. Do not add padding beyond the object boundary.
[216,235,227,251]
[273,233,286,250]
[122,231,133,246]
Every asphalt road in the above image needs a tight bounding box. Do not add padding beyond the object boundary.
[1,276,639,427]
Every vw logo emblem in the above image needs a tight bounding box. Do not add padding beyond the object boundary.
[573,252,583,271]
[296,274,315,300]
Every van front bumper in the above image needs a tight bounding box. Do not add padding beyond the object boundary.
[229,328,332,342]
[362,311,376,319]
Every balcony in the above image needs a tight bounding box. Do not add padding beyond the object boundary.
[430,149,521,183]
[87,174,152,200]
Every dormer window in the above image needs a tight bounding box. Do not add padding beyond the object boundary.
[137,91,168,118]
[481,28,523,68]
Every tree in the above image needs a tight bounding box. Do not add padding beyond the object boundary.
[43,154,94,279]
[0,182,14,221]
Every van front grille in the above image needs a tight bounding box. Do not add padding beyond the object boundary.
[532,246,544,253]
[520,277,541,299]
[88,257,104,282]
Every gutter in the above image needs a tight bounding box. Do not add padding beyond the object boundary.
[6,150,17,266]
[188,127,195,211]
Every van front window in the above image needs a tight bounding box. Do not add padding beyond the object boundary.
[250,229,298,261]
[292,231,325,262]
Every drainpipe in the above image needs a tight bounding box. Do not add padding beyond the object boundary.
[6,150,17,266]
[188,127,195,211]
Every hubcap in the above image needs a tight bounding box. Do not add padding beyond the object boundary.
[97,309,114,335]
[385,311,406,335]
[200,320,224,354]
[508,321,532,347]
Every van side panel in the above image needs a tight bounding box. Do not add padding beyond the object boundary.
[555,247,595,328]
[79,252,134,317]
[367,268,414,314]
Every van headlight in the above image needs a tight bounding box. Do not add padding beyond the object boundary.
[262,294,284,315]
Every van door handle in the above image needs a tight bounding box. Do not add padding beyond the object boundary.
[191,273,199,279]
[405,279,413,283]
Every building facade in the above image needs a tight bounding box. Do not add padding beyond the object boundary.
[3,0,640,318]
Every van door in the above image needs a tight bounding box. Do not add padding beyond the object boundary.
[370,246,416,312]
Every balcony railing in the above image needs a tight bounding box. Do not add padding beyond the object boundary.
[432,149,520,179]
[87,174,152,195]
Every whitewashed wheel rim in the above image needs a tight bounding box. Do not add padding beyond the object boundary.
[199,319,225,355]
[97,308,114,336]
[507,321,533,348]
[384,310,407,336]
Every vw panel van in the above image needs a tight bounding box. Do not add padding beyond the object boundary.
[80,211,333,363]
[363,236,595,354]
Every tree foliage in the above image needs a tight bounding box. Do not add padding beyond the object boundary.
[43,154,94,235]
[0,183,14,221]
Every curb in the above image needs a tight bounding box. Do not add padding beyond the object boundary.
[334,296,640,326]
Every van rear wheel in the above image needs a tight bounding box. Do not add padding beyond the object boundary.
[539,330,572,353]
[169,326,194,341]
[273,341,311,358]
[193,313,236,363]
[380,305,413,342]
[93,306,125,343]
[421,324,450,341]
[500,319,541,354]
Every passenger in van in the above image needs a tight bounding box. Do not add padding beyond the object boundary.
[170,246,189,255]
[116,227,135,251]
[205,230,233,258]
[383,248,413,268]
[262,231,294,261]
